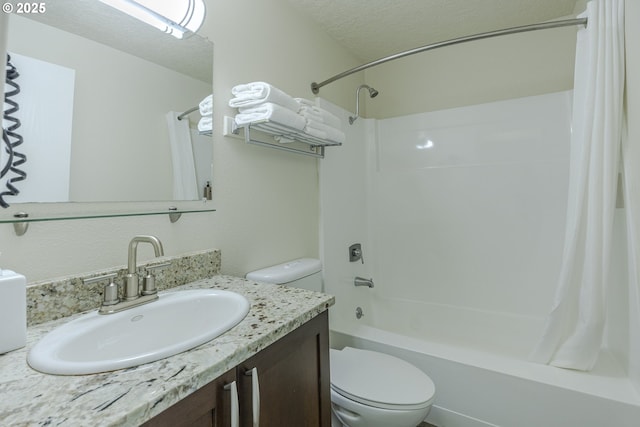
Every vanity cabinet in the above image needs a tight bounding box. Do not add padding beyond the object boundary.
[143,311,330,427]
[142,369,236,427]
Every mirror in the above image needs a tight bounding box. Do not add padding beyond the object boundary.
[2,0,213,206]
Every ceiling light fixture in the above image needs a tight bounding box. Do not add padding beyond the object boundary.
[99,0,206,39]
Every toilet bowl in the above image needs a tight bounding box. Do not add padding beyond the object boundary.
[330,347,435,427]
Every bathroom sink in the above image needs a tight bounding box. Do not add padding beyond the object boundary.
[27,289,250,375]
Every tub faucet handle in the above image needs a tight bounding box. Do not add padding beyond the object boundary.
[349,243,364,264]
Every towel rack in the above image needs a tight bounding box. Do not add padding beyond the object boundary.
[225,116,342,159]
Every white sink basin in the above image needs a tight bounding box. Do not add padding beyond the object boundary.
[27,289,250,375]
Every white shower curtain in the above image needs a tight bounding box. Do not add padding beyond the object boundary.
[166,112,199,200]
[530,0,625,371]
[623,116,640,391]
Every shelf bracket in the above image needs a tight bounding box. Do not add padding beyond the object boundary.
[168,207,182,223]
[13,212,29,236]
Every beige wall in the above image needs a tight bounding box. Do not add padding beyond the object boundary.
[0,0,637,285]
[0,0,361,281]
[364,25,577,118]
[203,0,363,276]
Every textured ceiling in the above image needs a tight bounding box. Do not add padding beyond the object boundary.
[17,0,584,82]
[18,0,212,83]
[287,0,583,61]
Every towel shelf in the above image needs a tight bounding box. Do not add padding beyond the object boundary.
[228,117,341,158]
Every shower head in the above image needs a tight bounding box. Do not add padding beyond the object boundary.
[349,84,379,124]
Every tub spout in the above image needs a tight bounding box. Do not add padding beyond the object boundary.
[354,277,374,288]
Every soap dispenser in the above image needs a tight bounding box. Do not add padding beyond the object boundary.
[0,257,26,353]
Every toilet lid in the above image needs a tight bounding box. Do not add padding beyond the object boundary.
[330,347,435,410]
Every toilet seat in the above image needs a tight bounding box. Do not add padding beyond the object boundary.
[330,347,435,411]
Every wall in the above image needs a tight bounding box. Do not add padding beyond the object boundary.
[1,0,638,301]
[370,92,572,319]
[364,22,577,118]
[203,0,363,276]
[0,0,362,282]
[318,99,375,323]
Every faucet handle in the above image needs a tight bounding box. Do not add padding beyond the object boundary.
[146,261,171,272]
[82,272,117,285]
[142,262,171,296]
[83,273,120,306]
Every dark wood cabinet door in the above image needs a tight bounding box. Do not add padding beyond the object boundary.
[237,311,330,427]
[141,311,330,427]
[142,368,237,427]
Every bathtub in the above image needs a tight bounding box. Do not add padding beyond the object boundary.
[328,297,640,427]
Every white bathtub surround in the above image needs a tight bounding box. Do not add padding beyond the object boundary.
[319,90,640,426]
[332,323,640,427]
[530,0,626,371]
[165,111,199,200]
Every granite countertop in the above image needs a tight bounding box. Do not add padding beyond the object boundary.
[0,275,334,426]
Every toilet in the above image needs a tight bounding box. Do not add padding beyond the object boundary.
[330,347,435,427]
[246,258,436,427]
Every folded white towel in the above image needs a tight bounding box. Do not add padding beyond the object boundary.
[229,82,300,112]
[303,127,326,141]
[299,107,342,129]
[295,98,316,108]
[299,109,324,123]
[305,119,345,144]
[199,94,213,116]
[295,98,341,129]
[198,116,212,132]
[234,102,306,130]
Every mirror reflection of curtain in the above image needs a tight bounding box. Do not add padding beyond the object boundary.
[166,112,198,200]
[2,52,74,204]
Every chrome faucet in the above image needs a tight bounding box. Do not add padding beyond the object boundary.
[125,235,164,300]
[354,277,374,288]
[95,235,168,314]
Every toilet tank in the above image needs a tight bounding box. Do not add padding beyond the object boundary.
[245,258,323,292]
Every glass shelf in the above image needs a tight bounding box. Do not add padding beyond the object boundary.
[1,206,215,235]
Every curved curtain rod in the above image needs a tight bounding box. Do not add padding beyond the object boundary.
[177,106,199,120]
[310,17,588,95]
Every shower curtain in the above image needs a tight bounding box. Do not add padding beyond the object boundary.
[166,112,199,200]
[530,0,625,371]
